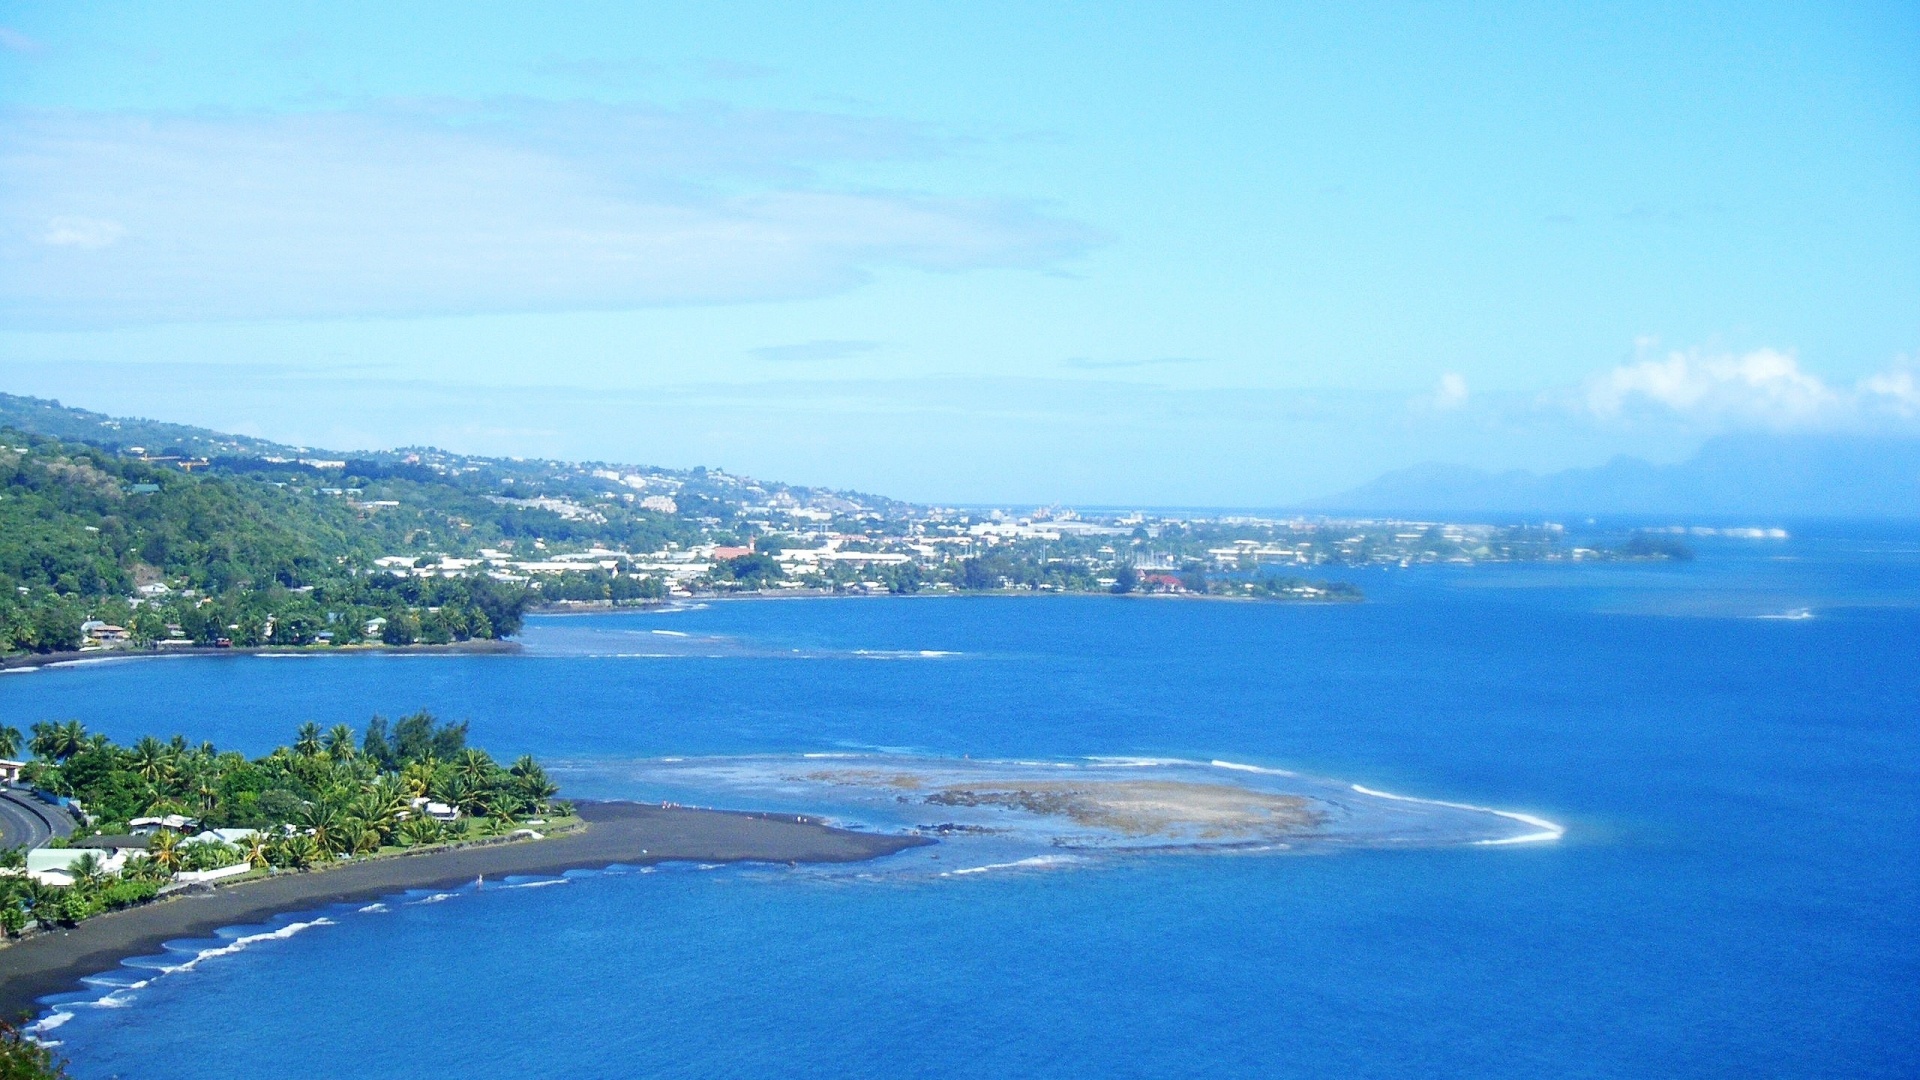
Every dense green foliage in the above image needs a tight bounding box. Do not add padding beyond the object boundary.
[0,1017,68,1079]
[2,716,562,938]
[0,430,529,653]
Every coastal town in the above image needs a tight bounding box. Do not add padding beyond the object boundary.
[4,393,1703,660]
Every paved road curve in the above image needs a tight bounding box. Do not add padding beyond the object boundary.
[0,789,72,850]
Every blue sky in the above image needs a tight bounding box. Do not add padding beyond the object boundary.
[1,2,1915,504]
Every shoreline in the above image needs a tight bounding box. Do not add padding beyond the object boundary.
[532,588,1361,613]
[0,801,929,1021]
[0,638,521,672]
[3,592,1364,673]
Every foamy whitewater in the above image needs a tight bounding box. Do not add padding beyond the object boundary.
[551,753,1559,873]
[10,527,1918,1079]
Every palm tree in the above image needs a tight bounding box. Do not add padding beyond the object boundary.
[398,814,442,847]
[241,831,274,870]
[0,846,23,871]
[26,722,56,760]
[443,775,488,816]
[454,749,495,788]
[357,775,406,829]
[514,766,559,810]
[30,720,86,762]
[300,801,346,854]
[485,805,519,835]
[19,878,59,929]
[0,724,22,759]
[324,724,357,763]
[120,853,166,883]
[147,830,184,874]
[350,820,383,856]
[400,759,438,799]
[69,851,107,891]
[192,775,222,819]
[276,832,321,870]
[292,722,323,757]
[131,735,173,785]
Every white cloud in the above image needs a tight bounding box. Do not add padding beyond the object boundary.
[1406,371,1468,413]
[1859,368,1920,417]
[1584,347,1918,429]
[39,216,125,249]
[0,102,1101,327]
[0,27,42,53]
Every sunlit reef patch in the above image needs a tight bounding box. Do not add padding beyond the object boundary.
[552,755,1560,864]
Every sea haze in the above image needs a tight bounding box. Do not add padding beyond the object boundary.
[10,528,1919,1079]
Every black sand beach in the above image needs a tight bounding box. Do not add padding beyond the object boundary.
[0,638,522,672]
[0,801,929,1019]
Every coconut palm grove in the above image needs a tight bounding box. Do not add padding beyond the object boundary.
[0,714,564,937]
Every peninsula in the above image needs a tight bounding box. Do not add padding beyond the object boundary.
[0,800,927,1020]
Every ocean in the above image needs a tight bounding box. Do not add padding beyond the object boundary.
[9,526,1918,1078]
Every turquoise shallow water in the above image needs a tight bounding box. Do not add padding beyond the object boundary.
[10,528,1919,1078]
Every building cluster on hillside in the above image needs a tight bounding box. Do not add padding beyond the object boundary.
[359,499,1663,600]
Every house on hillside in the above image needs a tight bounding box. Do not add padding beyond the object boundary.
[80,620,129,643]
[410,797,460,822]
[26,847,128,886]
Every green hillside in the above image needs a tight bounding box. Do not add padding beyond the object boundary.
[0,391,896,656]
[0,430,526,652]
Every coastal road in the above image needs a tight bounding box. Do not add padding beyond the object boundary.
[0,789,71,850]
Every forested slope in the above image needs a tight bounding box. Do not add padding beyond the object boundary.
[0,430,524,652]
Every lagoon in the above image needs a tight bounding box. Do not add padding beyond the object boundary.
[9,529,1919,1078]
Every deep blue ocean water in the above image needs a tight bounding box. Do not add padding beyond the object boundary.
[8,528,1918,1078]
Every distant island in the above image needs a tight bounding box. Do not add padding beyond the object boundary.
[1,391,1694,661]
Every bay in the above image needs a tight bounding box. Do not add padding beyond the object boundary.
[11,528,1918,1078]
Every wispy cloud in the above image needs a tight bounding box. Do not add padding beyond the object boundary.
[39,216,125,250]
[1410,372,1469,412]
[0,101,1102,328]
[1582,347,1917,428]
[0,27,42,53]
[750,339,880,363]
[1062,356,1206,371]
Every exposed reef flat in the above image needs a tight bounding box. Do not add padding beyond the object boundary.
[560,754,1560,853]
[0,801,927,1020]
[885,776,1318,840]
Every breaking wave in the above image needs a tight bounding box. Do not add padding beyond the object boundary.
[551,752,1563,875]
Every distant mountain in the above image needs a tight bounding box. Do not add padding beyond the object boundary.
[1312,434,1920,519]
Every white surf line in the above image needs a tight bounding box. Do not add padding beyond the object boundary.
[942,855,1078,877]
[152,918,337,977]
[1209,759,1299,777]
[30,917,339,1032]
[1350,784,1565,844]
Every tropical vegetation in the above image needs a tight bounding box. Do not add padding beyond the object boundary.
[0,1015,68,1079]
[0,430,531,654]
[0,714,565,939]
